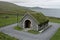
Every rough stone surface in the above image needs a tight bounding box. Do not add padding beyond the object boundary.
[19,14,38,31]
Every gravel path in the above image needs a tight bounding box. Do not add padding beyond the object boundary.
[0,22,60,40]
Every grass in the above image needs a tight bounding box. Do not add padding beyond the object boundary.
[0,32,18,40]
[0,1,49,27]
[0,1,48,28]
[48,16,60,23]
[0,14,22,27]
[28,30,39,34]
[30,13,48,24]
[50,28,60,40]
[14,26,23,31]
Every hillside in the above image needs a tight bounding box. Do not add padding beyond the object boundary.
[0,1,30,15]
[0,1,48,24]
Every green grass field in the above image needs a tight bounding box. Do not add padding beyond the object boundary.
[0,32,18,40]
[50,28,60,40]
[0,14,22,27]
[48,17,60,23]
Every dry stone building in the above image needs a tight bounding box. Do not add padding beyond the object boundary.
[19,12,49,31]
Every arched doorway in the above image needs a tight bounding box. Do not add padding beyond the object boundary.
[25,20,31,28]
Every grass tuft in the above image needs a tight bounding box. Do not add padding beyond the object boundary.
[14,26,23,31]
[28,30,39,34]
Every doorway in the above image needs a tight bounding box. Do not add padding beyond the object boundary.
[25,20,31,28]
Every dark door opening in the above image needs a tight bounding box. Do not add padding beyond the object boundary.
[25,20,31,28]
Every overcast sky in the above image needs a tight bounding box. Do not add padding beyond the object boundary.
[0,0,60,8]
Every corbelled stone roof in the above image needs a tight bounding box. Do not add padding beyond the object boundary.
[29,12,48,24]
[21,12,49,24]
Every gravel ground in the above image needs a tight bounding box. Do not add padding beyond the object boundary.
[0,22,60,40]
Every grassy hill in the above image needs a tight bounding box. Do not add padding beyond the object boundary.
[0,1,30,27]
[0,1,31,15]
[0,1,48,27]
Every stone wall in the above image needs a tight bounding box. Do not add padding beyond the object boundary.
[19,14,39,31]
[38,22,49,31]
